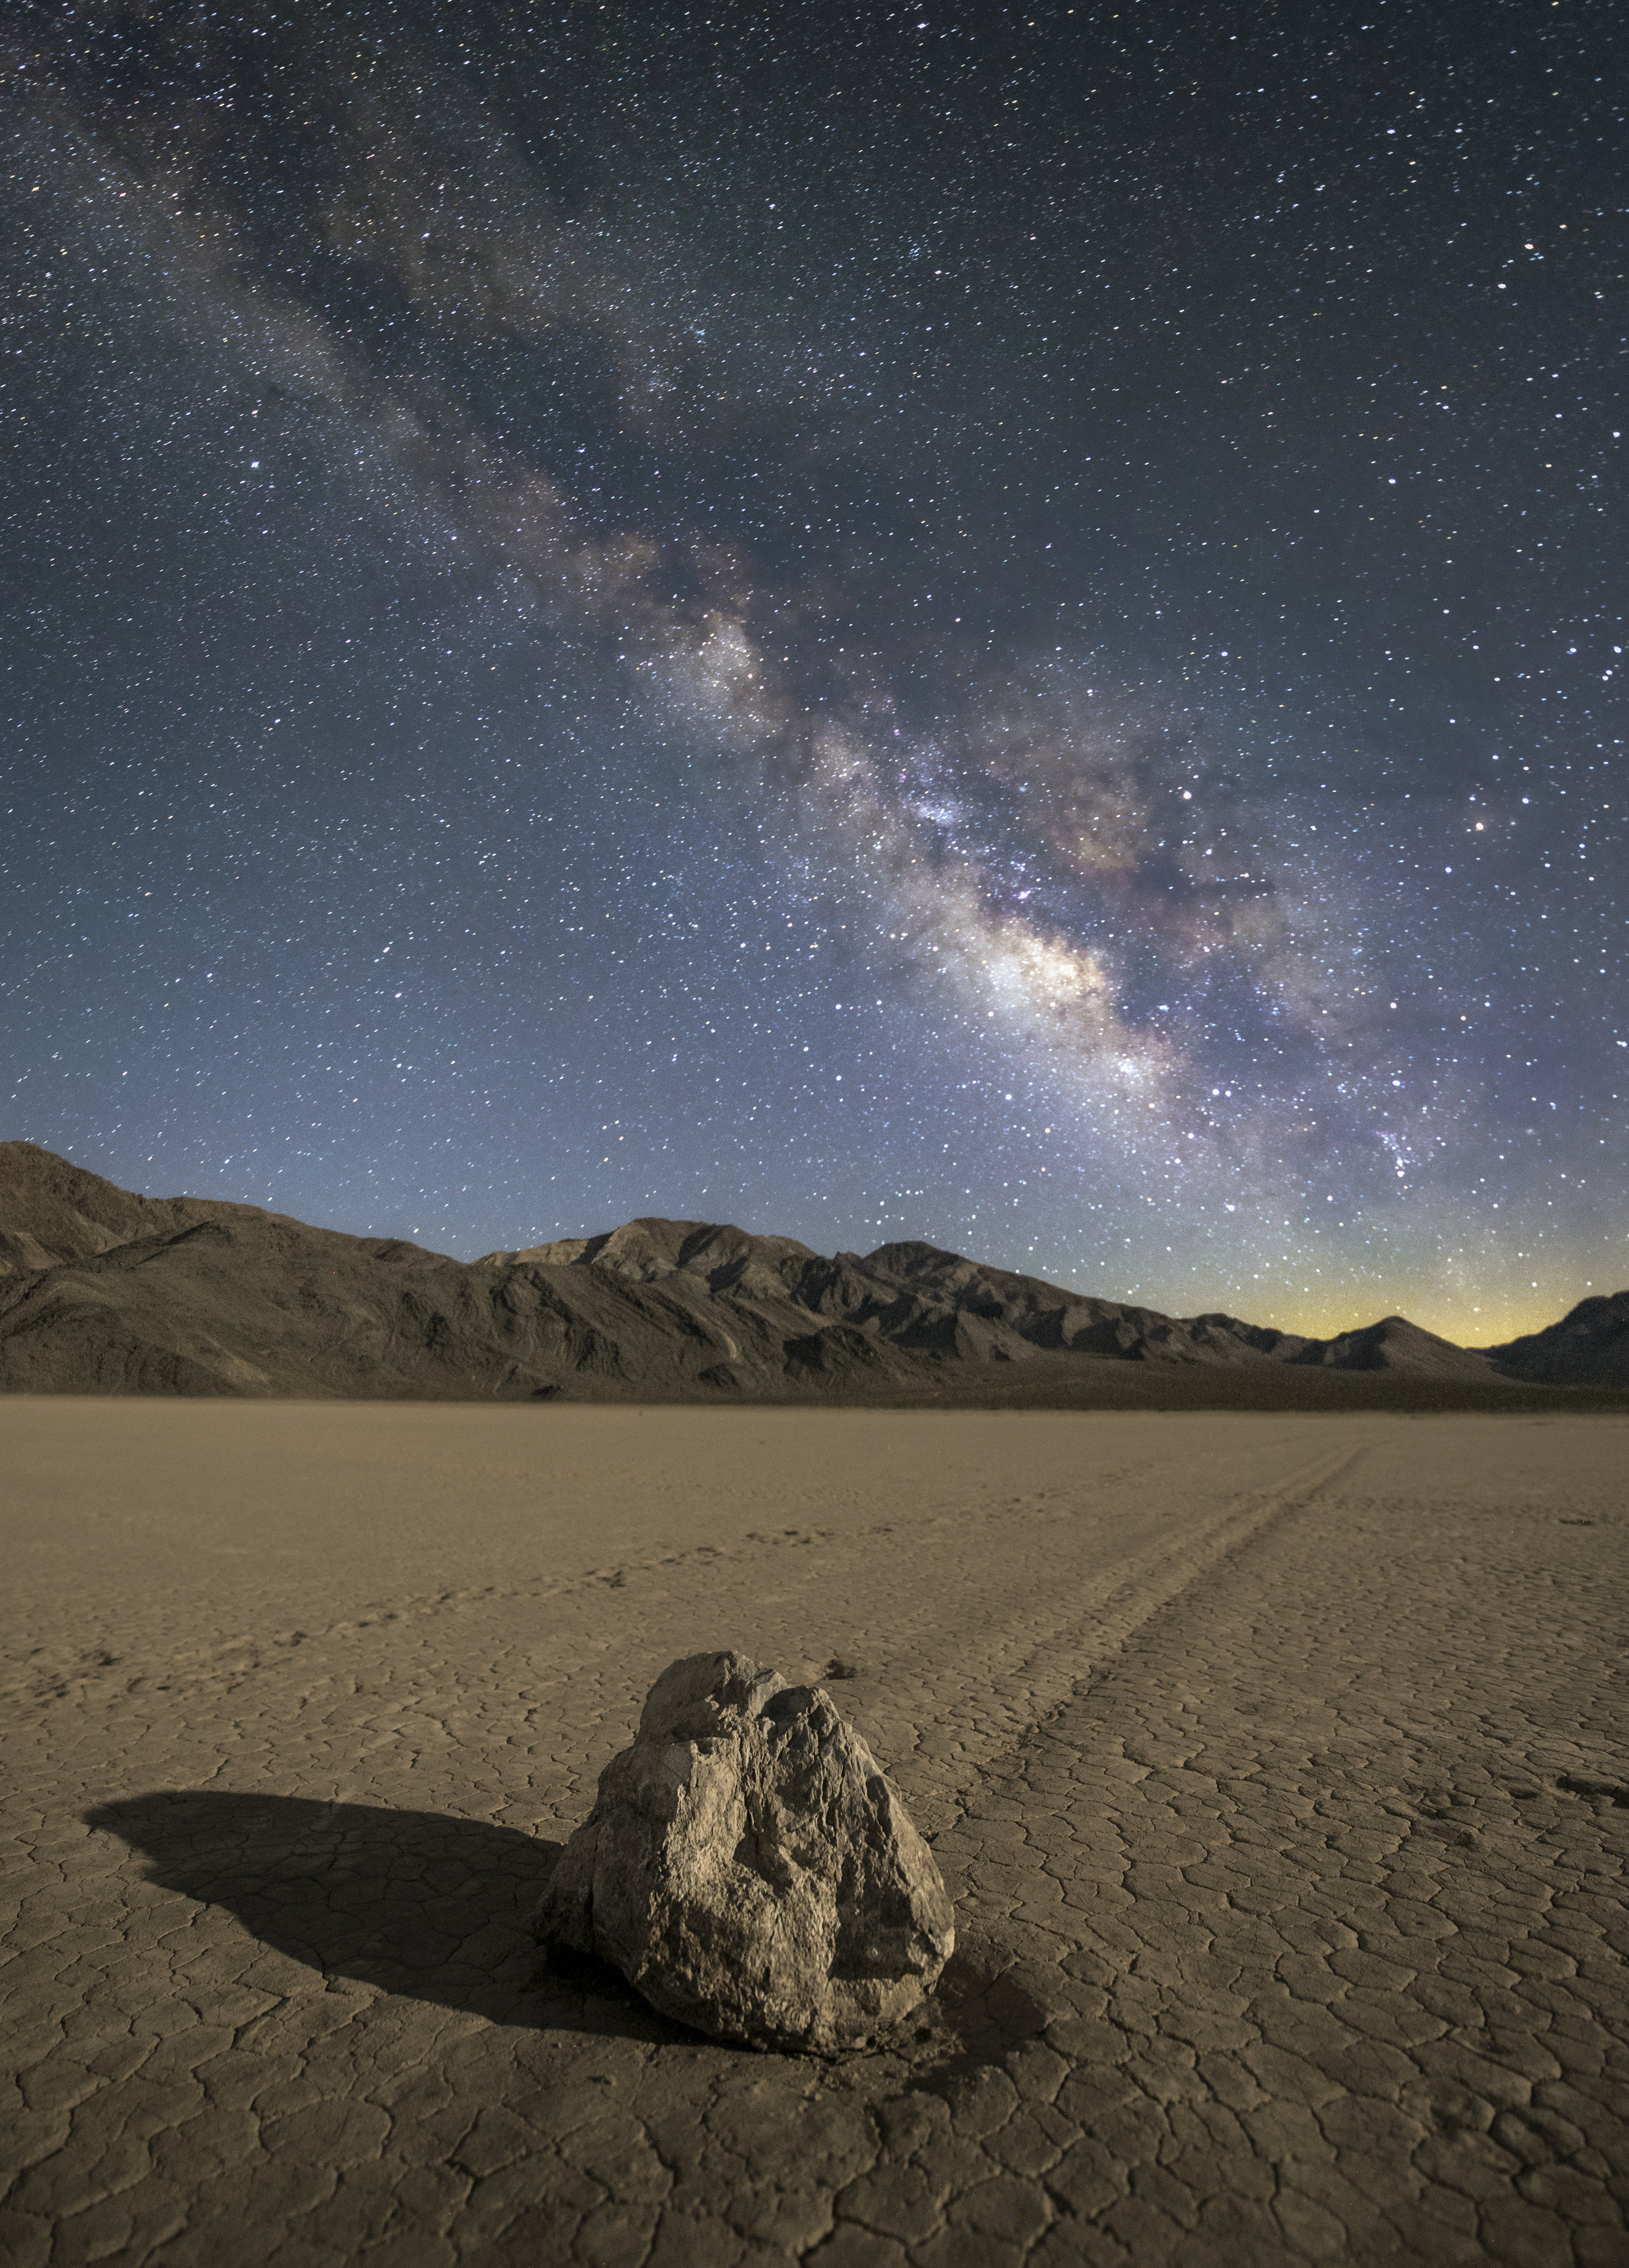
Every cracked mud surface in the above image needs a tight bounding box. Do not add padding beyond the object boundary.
[3,1401,1626,2265]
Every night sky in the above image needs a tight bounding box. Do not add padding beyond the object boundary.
[4,1,1624,1341]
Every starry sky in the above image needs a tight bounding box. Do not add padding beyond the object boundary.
[3,0,1624,1341]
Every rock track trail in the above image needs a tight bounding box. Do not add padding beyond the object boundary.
[1,1403,1625,2265]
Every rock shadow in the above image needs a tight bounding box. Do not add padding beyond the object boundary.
[87,1792,1056,2075]
[85,1789,694,2041]
[893,1929,1058,2088]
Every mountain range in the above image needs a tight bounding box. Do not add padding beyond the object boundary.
[1,1142,1624,1402]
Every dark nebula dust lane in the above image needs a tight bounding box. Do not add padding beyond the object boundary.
[2,0,1624,1340]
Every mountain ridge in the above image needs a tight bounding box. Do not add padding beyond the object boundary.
[1,1143,1622,1400]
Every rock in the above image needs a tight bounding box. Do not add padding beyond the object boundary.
[535,1650,955,2052]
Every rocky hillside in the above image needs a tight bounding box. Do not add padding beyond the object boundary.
[0,1143,1616,1400]
[1489,1292,1629,1388]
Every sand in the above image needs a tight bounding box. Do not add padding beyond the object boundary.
[3,1400,1626,2265]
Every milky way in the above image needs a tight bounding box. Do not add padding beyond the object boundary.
[3,2,1624,1338]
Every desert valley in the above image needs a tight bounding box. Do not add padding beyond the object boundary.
[3,1148,1626,2263]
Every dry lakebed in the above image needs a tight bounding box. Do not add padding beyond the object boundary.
[3,1401,1626,2265]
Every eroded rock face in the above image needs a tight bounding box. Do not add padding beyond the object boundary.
[535,1650,955,2052]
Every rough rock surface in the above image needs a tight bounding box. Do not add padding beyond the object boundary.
[536,1650,955,2052]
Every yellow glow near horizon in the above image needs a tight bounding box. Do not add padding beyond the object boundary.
[1183,1282,1613,1351]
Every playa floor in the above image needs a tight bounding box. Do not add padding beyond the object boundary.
[3,1403,1626,2265]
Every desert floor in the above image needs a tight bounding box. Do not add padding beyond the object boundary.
[3,1402,1626,2267]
